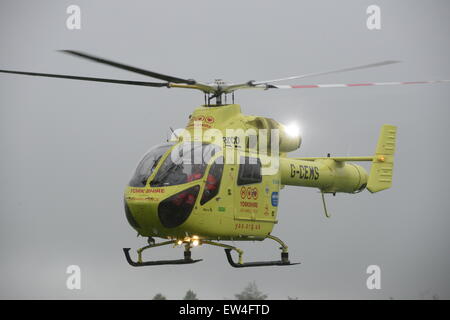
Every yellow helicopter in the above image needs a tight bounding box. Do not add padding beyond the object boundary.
[1,51,448,268]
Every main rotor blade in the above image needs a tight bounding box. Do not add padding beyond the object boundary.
[222,83,262,93]
[60,50,197,84]
[265,79,450,89]
[252,60,401,85]
[0,69,168,87]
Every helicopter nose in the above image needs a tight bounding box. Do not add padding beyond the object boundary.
[124,200,140,229]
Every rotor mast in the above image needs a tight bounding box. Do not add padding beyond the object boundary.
[203,79,235,107]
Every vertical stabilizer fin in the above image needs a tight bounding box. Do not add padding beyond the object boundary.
[367,124,397,193]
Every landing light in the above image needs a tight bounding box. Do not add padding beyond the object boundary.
[285,123,301,138]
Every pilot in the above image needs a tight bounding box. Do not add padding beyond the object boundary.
[172,164,219,206]
[172,164,204,206]
[204,173,218,192]
[184,164,205,205]
[186,164,204,182]
[200,173,218,203]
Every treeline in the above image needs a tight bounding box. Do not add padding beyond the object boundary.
[152,281,297,300]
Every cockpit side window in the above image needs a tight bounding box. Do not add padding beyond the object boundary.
[128,143,174,187]
[150,142,221,187]
[200,157,224,205]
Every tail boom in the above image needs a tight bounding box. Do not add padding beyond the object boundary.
[280,158,368,193]
[279,124,397,194]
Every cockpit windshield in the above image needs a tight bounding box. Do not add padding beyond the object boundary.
[128,143,174,187]
[150,142,221,187]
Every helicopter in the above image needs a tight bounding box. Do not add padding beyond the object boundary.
[1,51,448,268]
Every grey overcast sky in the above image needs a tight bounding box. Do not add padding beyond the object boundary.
[0,0,449,299]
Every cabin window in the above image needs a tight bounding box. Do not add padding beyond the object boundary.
[237,157,262,185]
[200,157,224,205]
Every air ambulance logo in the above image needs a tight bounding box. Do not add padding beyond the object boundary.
[240,186,258,200]
[187,115,215,128]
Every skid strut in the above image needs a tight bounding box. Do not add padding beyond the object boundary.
[123,240,202,267]
[204,235,300,268]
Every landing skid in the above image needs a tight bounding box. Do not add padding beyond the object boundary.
[123,235,300,268]
[123,248,202,266]
[123,240,202,267]
[204,234,300,268]
[224,249,300,268]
